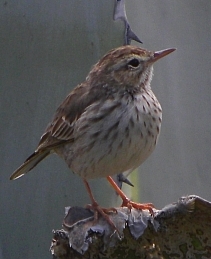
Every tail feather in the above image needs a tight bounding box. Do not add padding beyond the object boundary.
[10,150,50,180]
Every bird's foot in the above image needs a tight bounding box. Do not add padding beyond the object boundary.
[106,176,155,216]
[86,202,119,233]
[83,179,118,232]
[121,197,155,216]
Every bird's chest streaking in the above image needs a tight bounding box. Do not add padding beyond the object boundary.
[56,89,162,179]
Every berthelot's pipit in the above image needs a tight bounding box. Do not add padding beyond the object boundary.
[10,45,176,226]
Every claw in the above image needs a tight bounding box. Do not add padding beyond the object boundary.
[86,202,120,234]
[121,198,155,216]
[107,176,155,216]
[83,179,119,234]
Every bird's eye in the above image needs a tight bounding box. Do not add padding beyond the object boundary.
[128,58,140,68]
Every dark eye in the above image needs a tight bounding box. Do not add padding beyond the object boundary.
[128,58,140,68]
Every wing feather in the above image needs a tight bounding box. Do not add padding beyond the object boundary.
[36,81,108,151]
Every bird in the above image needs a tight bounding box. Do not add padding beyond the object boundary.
[10,45,176,224]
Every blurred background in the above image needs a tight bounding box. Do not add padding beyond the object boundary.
[0,0,211,258]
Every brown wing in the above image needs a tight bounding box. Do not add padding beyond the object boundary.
[36,80,107,152]
[10,75,110,180]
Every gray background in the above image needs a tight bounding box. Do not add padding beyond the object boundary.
[1,1,211,258]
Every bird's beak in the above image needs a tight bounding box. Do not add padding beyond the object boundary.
[151,48,176,63]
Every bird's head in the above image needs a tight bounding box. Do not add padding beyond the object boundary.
[88,45,176,90]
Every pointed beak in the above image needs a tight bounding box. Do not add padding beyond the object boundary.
[151,48,176,63]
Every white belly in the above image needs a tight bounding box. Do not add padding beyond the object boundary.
[56,91,162,179]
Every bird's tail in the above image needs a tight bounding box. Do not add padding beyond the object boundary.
[10,150,50,180]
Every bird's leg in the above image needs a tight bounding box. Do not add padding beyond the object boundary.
[106,176,155,215]
[83,179,118,231]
